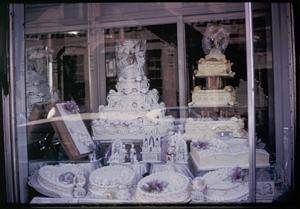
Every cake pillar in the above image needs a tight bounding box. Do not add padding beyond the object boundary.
[207,77,222,90]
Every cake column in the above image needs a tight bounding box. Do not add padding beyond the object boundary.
[207,77,222,90]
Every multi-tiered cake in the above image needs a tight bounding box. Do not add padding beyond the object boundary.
[92,40,174,141]
[189,24,236,108]
[185,24,270,172]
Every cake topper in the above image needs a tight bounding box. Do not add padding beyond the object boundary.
[115,39,146,79]
[202,24,230,56]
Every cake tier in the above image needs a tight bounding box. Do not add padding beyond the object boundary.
[135,171,191,203]
[189,86,236,107]
[88,165,135,199]
[37,164,85,198]
[92,110,174,141]
[190,138,270,170]
[105,88,164,112]
[193,168,249,202]
[195,51,234,77]
[196,59,234,77]
[116,76,149,94]
[183,117,247,140]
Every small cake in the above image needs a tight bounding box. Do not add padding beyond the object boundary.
[192,167,249,202]
[183,117,247,140]
[88,165,135,200]
[135,171,191,203]
[189,85,236,107]
[189,138,270,170]
[37,164,86,198]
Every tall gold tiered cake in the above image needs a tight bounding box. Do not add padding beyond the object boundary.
[189,24,236,108]
[184,24,269,172]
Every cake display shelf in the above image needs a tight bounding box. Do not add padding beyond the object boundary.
[30,197,133,204]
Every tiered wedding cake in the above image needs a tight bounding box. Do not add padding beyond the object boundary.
[184,24,270,172]
[189,24,236,108]
[92,40,174,141]
[135,171,191,203]
[185,25,244,141]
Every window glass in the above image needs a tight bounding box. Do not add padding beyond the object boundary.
[12,2,293,204]
[252,3,290,201]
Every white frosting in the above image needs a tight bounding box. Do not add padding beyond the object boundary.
[116,76,149,94]
[193,168,249,202]
[183,117,247,140]
[189,86,236,107]
[92,111,174,141]
[37,164,85,198]
[92,40,174,141]
[88,165,135,199]
[190,138,270,170]
[135,171,191,203]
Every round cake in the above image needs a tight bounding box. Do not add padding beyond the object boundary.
[193,167,249,202]
[135,171,191,203]
[37,164,85,198]
[88,165,135,199]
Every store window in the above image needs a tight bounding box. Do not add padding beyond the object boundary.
[2,2,295,205]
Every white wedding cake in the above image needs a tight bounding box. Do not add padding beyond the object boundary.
[88,165,135,200]
[36,164,87,198]
[135,171,191,203]
[189,138,270,170]
[192,167,249,202]
[92,40,174,141]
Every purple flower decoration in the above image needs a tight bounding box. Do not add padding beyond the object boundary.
[59,172,75,185]
[142,180,169,193]
[192,141,209,150]
[63,101,80,114]
[231,167,245,182]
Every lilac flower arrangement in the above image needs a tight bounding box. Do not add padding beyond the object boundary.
[142,180,169,193]
[63,100,80,114]
[191,141,209,150]
[59,172,75,185]
[230,167,246,182]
